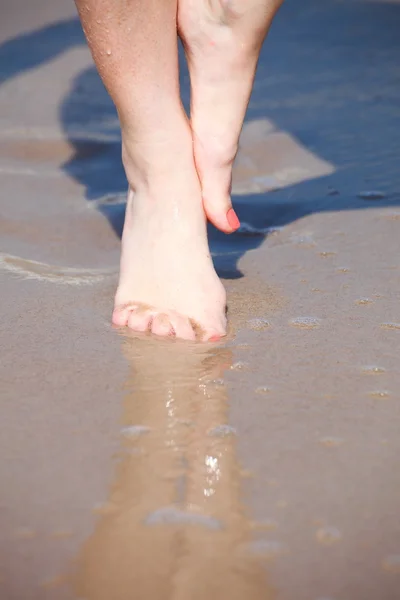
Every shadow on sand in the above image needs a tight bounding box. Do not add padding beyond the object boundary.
[0,0,399,279]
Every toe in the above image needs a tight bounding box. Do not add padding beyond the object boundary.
[127,308,153,332]
[169,313,196,341]
[200,315,227,342]
[198,155,240,234]
[208,334,222,342]
[204,197,238,234]
[112,304,136,327]
[151,313,174,337]
[203,190,237,234]
[202,329,226,342]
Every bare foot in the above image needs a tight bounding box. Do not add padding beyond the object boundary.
[112,122,227,341]
[179,0,283,232]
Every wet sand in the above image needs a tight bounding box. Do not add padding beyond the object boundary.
[1,0,400,599]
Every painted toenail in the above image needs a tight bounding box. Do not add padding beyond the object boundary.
[209,335,221,342]
[227,208,240,230]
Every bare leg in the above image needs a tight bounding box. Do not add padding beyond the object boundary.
[179,0,284,232]
[75,0,226,341]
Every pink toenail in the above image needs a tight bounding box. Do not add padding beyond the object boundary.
[209,335,221,342]
[227,208,240,231]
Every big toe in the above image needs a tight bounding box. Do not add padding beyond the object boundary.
[198,155,240,234]
[204,193,241,234]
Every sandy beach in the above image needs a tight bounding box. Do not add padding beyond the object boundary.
[1,0,400,598]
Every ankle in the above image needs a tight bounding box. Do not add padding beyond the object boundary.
[121,118,195,192]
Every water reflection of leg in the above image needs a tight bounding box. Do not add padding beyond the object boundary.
[74,336,272,599]
[74,338,194,600]
[173,351,273,600]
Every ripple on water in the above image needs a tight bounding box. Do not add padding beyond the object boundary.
[230,361,249,371]
[237,223,283,236]
[247,318,271,331]
[289,317,321,329]
[362,365,386,374]
[356,297,374,305]
[381,322,400,330]
[336,266,350,273]
[369,390,391,399]
[319,437,344,447]
[120,425,150,438]
[208,424,237,437]
[144,506,222,530]
[210,378,225,386]
[255,386,272,395]
[0,253,113,285]
[358,190,386,200]
[316,526,342,546]
[382,554,400,573]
